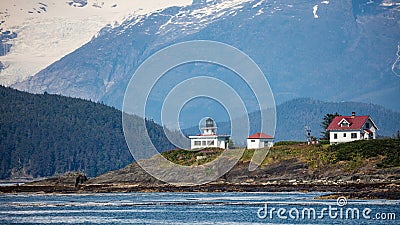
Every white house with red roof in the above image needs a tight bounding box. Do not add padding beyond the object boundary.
[246,132,274,149]
[326,112,378,145]
[188,118,230,150]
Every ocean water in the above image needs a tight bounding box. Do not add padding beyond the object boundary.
[0,192,398,224]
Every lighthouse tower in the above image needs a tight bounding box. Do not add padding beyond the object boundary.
[201,118,217,135]
[188,118,230,150]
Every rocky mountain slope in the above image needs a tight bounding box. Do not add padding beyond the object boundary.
[0,0,192,85]
[13,0,400,114]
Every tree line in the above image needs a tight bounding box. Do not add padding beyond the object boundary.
[0,86,176,179]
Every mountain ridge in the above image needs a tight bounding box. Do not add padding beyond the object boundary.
[12,0,400,112]
[0,0,192,85]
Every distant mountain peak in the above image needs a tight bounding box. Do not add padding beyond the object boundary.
[10,0,400,114]
[0,0,192,86]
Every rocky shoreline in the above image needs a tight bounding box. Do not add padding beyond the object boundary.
[2,144,399,200]
[1,182,399,200]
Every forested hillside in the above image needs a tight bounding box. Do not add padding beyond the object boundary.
[0,86,177,179]
[1,85,399,179]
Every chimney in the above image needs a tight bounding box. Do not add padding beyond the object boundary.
[351,112,356,117]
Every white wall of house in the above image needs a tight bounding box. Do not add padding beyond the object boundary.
[329,130,362,144]
[247,138,274,149]
[219,139,227,149]
[189,136,228,149]
[362,118,377,139]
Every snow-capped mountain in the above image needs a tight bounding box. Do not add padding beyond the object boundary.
[11,0,400,117]
[0,0,192,85]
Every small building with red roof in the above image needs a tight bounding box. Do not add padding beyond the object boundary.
[246,132,274,149]
[326,112,378,145]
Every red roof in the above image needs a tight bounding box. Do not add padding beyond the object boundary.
[326,115,371,131]
[247,132,274,139]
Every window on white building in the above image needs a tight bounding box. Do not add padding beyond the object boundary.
[334,133,337,139]
[251,140,255,142]
[343,133,346,137]
[366,123,370,129]
[341,121,349,127]
[194,141,201,146]
[351,133,357,139]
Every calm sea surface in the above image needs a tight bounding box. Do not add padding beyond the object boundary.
[0,192,398,224]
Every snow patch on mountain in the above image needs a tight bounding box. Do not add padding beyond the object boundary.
[0,0,192,86]
[252,0,264,8]
[381,0,400,7]
[255,8,264,16]
[392,43,400,78]
[312,4,319,19]
[158,0,253,34]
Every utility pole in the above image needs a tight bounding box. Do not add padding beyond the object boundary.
[305,125,311,144]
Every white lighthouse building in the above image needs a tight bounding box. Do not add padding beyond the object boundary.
[188,118,230,150]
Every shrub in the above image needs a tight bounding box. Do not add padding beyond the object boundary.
[328,139,400,168]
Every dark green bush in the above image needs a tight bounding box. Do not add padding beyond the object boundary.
[329,139,400,168]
